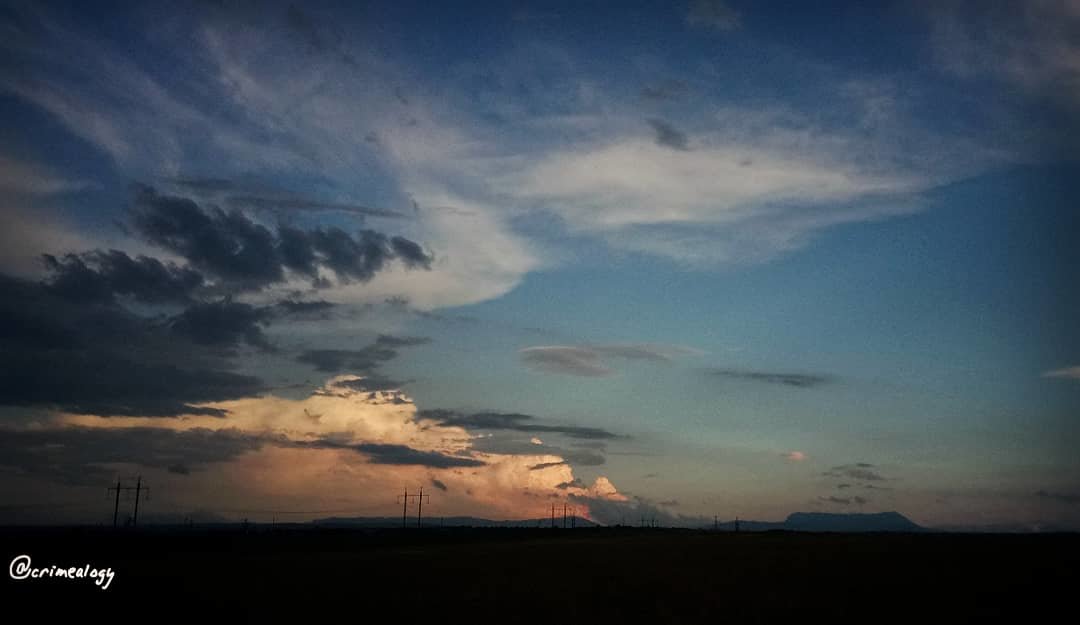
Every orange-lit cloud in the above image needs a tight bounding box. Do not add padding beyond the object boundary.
[784,451,808,462]
[55,375,626,522]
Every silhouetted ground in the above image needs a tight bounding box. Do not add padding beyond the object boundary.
[1,527,1075,623]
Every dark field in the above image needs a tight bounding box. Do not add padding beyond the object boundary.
[2,528,1076,623]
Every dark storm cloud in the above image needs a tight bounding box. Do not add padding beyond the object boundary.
[389,236,434,268]
[1036,490,1080,505]
[330,375,410,392]
[0,426,265,484]
[707,367,832,388]
[300,439,485,468]
[297,349,389,373]
[0,273,264,417]
[296,334,429,374]
[129,185,431,291]
[43,250,204,304]
[647,118,690,150]
[276,298,335,317]
[529,461,567,471]
[556,478,584,490]
[372,335,431,348]
[169,300,274,351]
[823,464,886,482]
[421,410,621,440]
[131,184,282,290]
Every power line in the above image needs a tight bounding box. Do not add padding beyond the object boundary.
[106,476,149,529]
[396,487,431,528]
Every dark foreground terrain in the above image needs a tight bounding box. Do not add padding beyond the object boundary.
[1,527,1076,623]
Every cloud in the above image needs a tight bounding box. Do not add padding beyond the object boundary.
[421,410,621,440]
[430,478,448,491]
[1043,366,1080,381]
[708,368,832,388]
[647,118,690,151]
[784,451,808,462]
[530,437,544,445]
[329,375,410,393]
[3,1,1011,293]
[0,426,265,484]
[686,0,741,31]
[276,299,336,318]
[130,185,431,291]
[43,250,204,305]
[529,461,566,471]
[169,300,274,351]
[520,343,697,377]
[573,494,699,527]
[225,195,406,219]
[296,335,430,374]
[345,443,485,468]
[0,273,265,417]
[823,464,886,482]
[43,380,628,523]
[0,153,95,196]
[520,346,612,377]
[926,1,1080,111]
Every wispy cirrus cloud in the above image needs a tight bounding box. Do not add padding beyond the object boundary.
[520,343,700,377]
[823,463,886,482]
[708,368,832,388]
[420,410,621,441]
[1043,366,1080,381]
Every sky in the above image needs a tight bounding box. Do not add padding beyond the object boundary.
[0,0,1078,530]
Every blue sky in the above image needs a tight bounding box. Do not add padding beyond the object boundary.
[0,0,1077,529]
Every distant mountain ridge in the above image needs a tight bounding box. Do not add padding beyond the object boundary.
[308,511,923,532]
[313,515,599,528]
[782,511,923,532]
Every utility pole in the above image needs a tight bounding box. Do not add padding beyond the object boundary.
[107,476,149,529]
[133,476,142,528]
[714,515,718,531]
[416,486,429,528]
[551,504,556,528]
[397,487,430,528]
[110,479,121,528]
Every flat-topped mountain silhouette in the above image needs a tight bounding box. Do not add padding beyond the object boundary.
[710,511,923,533]
[782,511,923,532]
